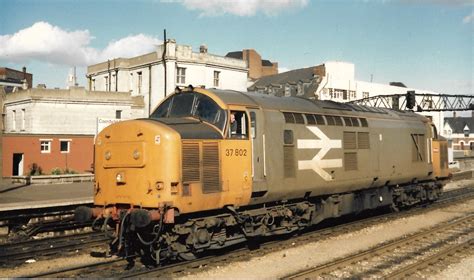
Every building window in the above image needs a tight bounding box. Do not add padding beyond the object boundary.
[176,67,186,84]
[137,71,143,94]
[362,92,369,99]
[60,140,71,153]
[349,90,356,99]
[284,85,290,97]
[92,79,96,91]
[21,109,25,131]
[12,110,16,131]
[112,73,116,91]
[116,110,122,119]
[40,140,52,153]
[104,76,109,91]
[213,71,220,87]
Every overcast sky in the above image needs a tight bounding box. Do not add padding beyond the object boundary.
[0,0,472,94]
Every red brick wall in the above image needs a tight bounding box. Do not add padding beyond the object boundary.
[2,134,94,176]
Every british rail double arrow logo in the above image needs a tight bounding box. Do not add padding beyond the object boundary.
[297,126,342,181]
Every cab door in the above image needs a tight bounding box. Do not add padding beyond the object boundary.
[247,108,267,193]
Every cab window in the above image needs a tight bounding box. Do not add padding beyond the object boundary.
[229,111,249,139]
[150,92,226,131]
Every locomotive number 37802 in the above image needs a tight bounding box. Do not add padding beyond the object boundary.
[225,148,247,157]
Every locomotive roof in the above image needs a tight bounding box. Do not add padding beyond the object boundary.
[206,89,425,121]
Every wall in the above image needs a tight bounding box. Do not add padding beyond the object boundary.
[2,134,94,176]
[3,87,145,135]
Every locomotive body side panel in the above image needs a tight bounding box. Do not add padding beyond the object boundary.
[250,108,434,205]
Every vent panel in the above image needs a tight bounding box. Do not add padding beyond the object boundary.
[343,132,357,149]
[284,146,295,178]
[202,142,221,193]
[344,152,358,171]
[182,142,200,182]
[358,132,370,149]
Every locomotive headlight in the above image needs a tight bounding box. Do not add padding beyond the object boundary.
[105,151,112,160]
[133,149,140,160]
[116,172,125,184]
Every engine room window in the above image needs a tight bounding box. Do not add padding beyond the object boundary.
[283,112,295,123]
[294,113,304,124]
[325,115,335,126]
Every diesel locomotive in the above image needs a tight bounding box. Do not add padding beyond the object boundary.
[75,86,449,264]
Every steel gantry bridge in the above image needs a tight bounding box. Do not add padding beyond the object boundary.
[349,91,474,112]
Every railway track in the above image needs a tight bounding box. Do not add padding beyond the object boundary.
[0,232,109,267]
[284,214,474,279]
[0,203,93,243]
[21,184,474,278]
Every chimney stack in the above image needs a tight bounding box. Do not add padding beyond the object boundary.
[199,44,208,54]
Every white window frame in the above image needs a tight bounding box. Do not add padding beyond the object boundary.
[40,139,52,154]
[176,67,186,84]
[104,76,109,91]
[137,72,143,94]
[213,71,220,87]
[12,110,16,131]
[59,139,71,154]
[21,109,25,131]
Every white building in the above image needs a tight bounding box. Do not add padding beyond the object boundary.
[3,87,144,135]
[87,40,248,116]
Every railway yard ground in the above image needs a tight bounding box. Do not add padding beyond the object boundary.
[0,174,473,278]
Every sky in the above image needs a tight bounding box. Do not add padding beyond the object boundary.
[0,0,472,95]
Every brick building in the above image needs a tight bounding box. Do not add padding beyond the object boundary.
[0,67,33,93]
[2,87,144,177]
[225,49,278,81]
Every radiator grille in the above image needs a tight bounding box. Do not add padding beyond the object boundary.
[182,142,200,182]
[357,132,370,149]
[284,146,295,178]
[344,152,358,171]
[202,142,221,193]
[343,132,357,149]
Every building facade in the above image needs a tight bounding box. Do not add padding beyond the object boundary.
[225,49,278,82]
[87,40,248,116]
[443,113,474,159]
[2,87,144,177]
